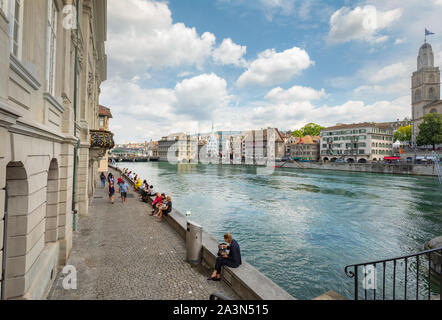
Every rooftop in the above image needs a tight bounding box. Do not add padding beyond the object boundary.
[291,135,320,145]
[98,105,113,118]
[322,122,395,131]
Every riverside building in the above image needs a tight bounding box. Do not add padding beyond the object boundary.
[289,136,320,161]
[0,0,112,299]
[158,133,197,163]
[320,123,394,163]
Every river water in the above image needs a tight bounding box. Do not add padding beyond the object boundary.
[120,162,441,299]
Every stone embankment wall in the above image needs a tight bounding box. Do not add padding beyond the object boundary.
[277,162,438,177]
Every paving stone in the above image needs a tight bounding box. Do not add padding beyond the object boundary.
[48,183,238,300]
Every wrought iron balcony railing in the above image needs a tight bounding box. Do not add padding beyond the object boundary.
[345,246,442,300]
[90,129,115,150]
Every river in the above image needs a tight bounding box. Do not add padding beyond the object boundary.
[119,161,441,299]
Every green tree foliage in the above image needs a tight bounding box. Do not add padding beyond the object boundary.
[416,113,442,150]
[291,129,304,137]
[291,123,324,137]
[393,125,412,142]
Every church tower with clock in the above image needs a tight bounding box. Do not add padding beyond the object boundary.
[411,41,441,143]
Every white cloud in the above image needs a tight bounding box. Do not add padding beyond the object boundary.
[177,71,193,78]
[174,73,231,118]
[394,38,406,45]
[213,38,247,67]
[369,63,408,83]
[232,96,410,131]
[328,5,402,44]
[259,0,295,19]
[107,0,216,76]
[265,86,327,103]
[237,46,313,87]
[100,73,232,142]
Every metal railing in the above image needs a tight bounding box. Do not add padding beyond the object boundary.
[345,247,442,300]
[433,152,442,184]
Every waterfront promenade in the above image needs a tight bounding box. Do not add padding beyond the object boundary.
[48,184,237,300]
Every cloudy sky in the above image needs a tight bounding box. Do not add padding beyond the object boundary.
[100,0,442,143]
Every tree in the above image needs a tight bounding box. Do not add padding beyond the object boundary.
[291,129,304,137]
[303,123,325,136]
[394,125,412,142]
[416,113,442,150]
[291,123,324,137]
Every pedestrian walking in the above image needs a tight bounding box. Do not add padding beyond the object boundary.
[120,180,128,204]
[108,181,115,204]
[100,172,106,188]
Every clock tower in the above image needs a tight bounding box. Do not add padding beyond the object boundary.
[411,42,440,143]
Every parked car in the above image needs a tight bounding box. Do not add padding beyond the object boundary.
[281,155,290,162]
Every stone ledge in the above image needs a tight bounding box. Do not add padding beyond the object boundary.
[10,55,41,91]
[313,290,347,300]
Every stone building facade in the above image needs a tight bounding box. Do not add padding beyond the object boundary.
[158,133,197,163]
[0,0,111,300]
[320,123,394,163]
[411,41,442,143]
[242,128,285,164]
[289,135,320,161]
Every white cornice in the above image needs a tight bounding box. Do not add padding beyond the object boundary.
[8,118,78,146]
[43,92,65,113]
[10,55,41,90]
[0,98,23,128]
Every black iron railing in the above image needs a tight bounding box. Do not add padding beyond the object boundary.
[345,247,442,300]
[90,129,115,150]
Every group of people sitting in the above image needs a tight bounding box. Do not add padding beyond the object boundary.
[111,167,241,280]
[121,168,172,222]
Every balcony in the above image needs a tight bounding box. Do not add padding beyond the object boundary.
[89,129,115,160]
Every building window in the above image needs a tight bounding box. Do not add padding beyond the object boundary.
[414,89,421,102]
[46,0,58,95]
[7,0,23,58]
[429,87,435,100]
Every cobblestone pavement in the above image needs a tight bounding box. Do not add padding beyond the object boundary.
[48,184,238,300]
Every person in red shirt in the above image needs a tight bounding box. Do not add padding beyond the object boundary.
[117,176,124,196]
[151,193,162,216]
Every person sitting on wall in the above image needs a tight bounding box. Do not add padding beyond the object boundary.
[152,193,166,216]
[134,177,142,191]
[139,181,149,202]
[147,185,156,197]
[207,233,242,281]
[150,193,163,215]
[155,196,172,222]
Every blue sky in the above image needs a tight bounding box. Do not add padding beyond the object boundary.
[101,0,442,143]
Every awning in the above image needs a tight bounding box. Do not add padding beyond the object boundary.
[384,157,401,160]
